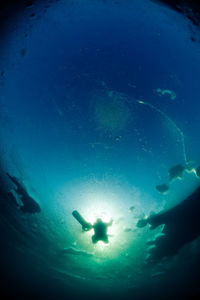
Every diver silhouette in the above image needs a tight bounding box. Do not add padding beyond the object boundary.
[72,210,113,244]
[92,218,113,244]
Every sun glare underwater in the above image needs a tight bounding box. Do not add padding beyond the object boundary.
[0,0,200,299]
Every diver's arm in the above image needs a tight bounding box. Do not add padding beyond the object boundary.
[107,219,113,227]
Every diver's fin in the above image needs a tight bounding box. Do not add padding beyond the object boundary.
[72,210,93,231]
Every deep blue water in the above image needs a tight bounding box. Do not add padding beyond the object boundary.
[0,1,200,299]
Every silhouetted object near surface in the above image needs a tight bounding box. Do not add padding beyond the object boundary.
[137,186,200,261]
[72,211,113,244]
[156,163,190,194]
[92,218,113,244]
[72,210,93,231]
[7,173,41,213]
[168,164,185,181]
[156,184,169,194]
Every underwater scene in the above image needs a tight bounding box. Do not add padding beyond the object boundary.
[0,0,200,299]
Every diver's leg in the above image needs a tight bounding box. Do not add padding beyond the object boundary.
[92,235,97,244]
[102,237,109,244]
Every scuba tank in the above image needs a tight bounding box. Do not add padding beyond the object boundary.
[72,210,93,231]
